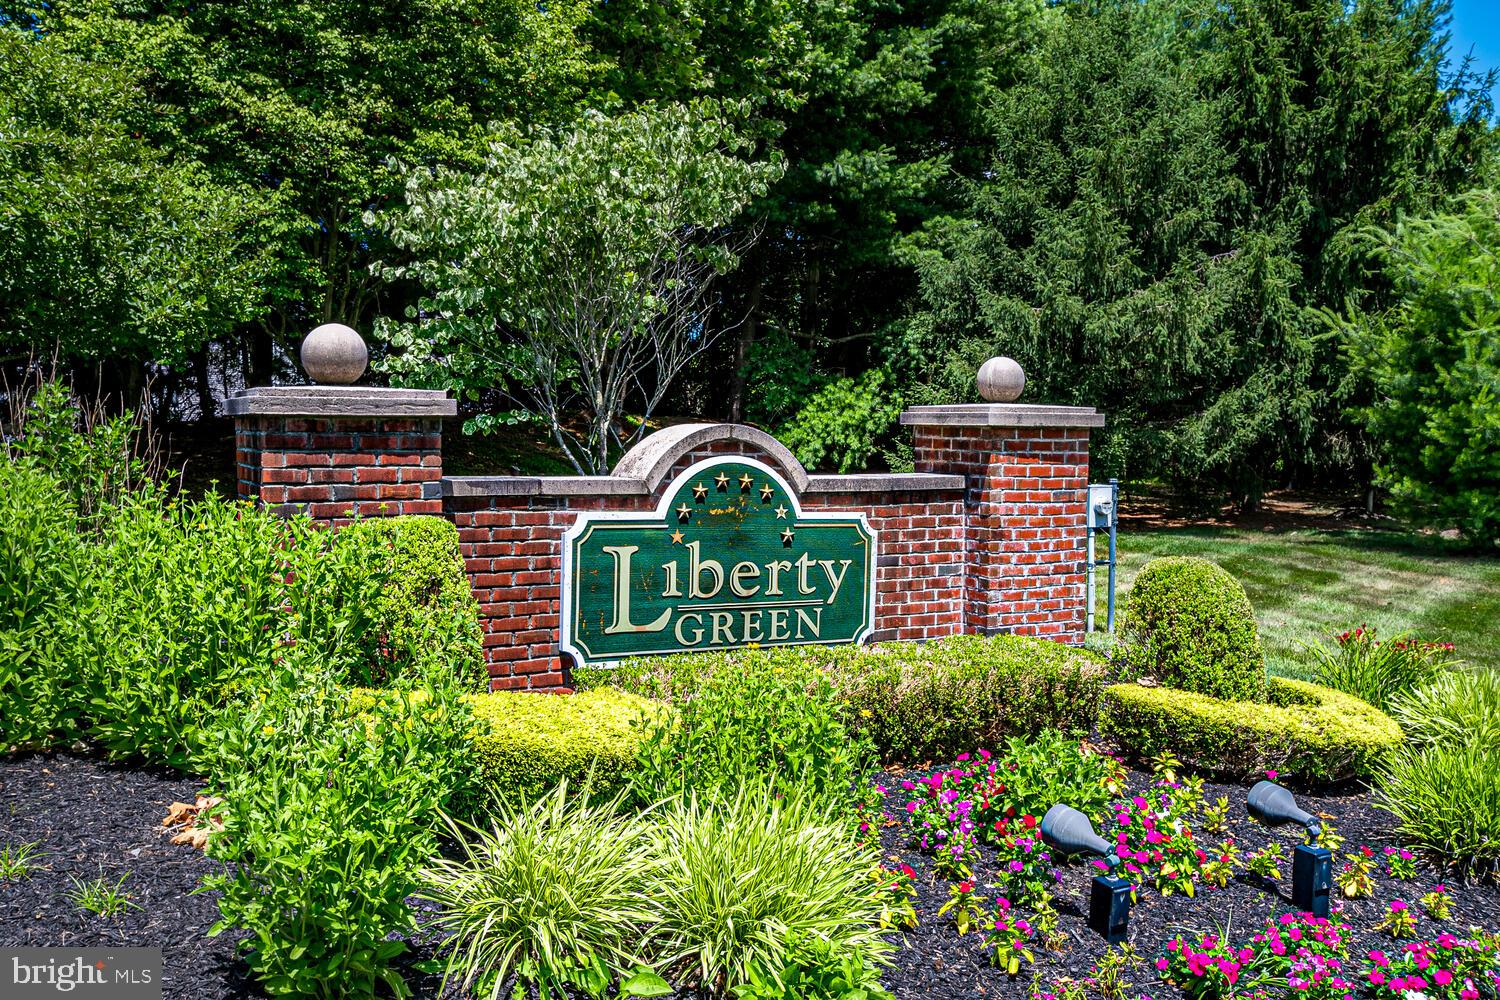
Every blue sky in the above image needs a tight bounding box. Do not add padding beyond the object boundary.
[1448,1,1500,99]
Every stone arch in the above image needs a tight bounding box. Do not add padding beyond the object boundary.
[611,423,810,497]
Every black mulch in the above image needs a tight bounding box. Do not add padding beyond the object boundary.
[0,751,450,1000]
[875,767,1500,1000]
[3,751,1497,1000]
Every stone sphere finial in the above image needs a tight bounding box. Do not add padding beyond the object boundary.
[300,323,368,385]
[977,356,1025,403]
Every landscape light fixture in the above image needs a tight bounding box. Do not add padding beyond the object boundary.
[1040,804,1132,942]
[1246,780,1332,918]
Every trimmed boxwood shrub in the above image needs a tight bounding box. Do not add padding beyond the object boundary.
[1115,556,1265,701]
[580,634,1106,765]
[466,688,663,802]
[1099,677,1403,784]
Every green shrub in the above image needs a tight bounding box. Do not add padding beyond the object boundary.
[624,647,872,809]
[466,688,662,804]
[584,634,1106,766]
[733,932,893,1000]
[0,464,90,751]
[417,783,663,1000]
[83,490,323,768]
[3,379,161,529]
[1115,556,1266,701]
[643,783,890,992]
[998,729,1124,823]
[777,368,904,474]
[1307,624,1458,713]
[1098,677,1402,783]
[827,636,1106,763]
[1390,667,1500,750]
[72,495,482,767]
[1375,742,1500,875]
[202,673,476,998]
[330,516,485,688]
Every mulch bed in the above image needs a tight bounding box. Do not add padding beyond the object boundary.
[0,751,449,1000]
[875,767,1500,1000]
[4,751,1496,1000]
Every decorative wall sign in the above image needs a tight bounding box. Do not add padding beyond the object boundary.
[560,457,877,665]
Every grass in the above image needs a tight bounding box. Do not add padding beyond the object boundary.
[67,873,140,918]
[1092,527,1500,678]
[0,841,43,881]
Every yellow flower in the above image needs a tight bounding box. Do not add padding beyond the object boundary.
[260,725,276,736]
[860,709,873,719]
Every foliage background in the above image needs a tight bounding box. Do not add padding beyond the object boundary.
[1,0,1495,536]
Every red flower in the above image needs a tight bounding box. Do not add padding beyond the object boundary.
[1022,814,1037,830]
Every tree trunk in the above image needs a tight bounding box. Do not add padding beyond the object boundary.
[728,255,764,423]
[248,329,275,388]
[193,345,215,419]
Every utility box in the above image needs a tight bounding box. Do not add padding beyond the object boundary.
[1088,483,1117,529]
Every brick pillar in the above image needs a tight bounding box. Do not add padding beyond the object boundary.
[901,403,1104,643]
[227,386,456,523]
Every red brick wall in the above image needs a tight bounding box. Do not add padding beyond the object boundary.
[803,491,965,642]
[911,425,1091,643]
[447,487,967,689]
[235,416,444,522]
[234,412,1094,690]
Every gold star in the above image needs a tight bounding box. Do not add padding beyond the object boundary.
[774,504,789,519]
[714,471,730,490]
[739,473,753,492]
[676,503,693,522]
[759,483,774,501]
[670,528,685,544]
[692,482,708,501]
[780,527,795,546]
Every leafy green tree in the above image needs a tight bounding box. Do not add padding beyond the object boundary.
[588,0,1047,420]
[373,104,779,474]
[778,368,905,473]
[897,0,1491,504]
[0,27,271,378]
[897,2,1317,501]
[1337,190,1500,548]
[17,0,599,375]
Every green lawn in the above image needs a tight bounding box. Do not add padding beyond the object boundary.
[1092,527,1500,678]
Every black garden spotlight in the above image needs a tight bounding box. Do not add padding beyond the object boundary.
[1040,804,1132,942]
[1247,780,1332,918]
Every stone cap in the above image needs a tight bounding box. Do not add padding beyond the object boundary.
[226,386,457,418]
[900,403,1105,428]
[443,475,650,498]
[805,472,965,493]
[611,423,810,494]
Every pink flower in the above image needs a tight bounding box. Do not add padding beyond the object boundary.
[1267,770,1278,780]
[1156,958,1169,972]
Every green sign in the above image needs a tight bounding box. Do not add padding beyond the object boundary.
[560,458,877,665]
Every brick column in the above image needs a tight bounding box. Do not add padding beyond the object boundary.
[901,404,1104,643]
[227,386,456,523]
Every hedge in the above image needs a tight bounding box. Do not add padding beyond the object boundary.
[466,688,664,802]
[335,516,486,689]
[580,634,1106,765]
[1099,677,1403,784]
